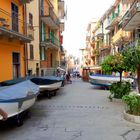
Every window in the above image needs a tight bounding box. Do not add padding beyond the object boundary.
[11,3,18,32]
[30,44,34,60]
[29,13,33,26]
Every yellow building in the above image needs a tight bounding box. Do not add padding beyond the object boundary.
[0,0,34,82]
[26,0,40,76]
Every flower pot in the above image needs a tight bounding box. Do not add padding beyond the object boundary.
[123,110,140,124]
[112,98,122,103]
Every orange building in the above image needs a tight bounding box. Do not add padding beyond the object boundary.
[40,0,65,76]
[0,0,34,82]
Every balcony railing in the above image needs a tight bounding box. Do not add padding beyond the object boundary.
[112,29,131,44]
[41,6,59,29]
[91,49,100,57]
[41,32,60,48]
[19,0,33,4]
[106,15,121,30]
[122,0,140,30]
[48,32,60,47]
[0,8,34,42]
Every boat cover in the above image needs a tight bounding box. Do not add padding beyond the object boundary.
[44,76,63,81]
[30,76,62,85]
[0,80,39,102]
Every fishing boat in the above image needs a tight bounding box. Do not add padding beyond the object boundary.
[0,80,39,121]
[89,74,134,87]
[30,76,63,92]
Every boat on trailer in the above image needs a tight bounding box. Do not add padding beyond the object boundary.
[0,80,39,121]
[89,74,134,87]
[30,76,63,92]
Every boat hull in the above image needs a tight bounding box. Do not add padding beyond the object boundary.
[0,80,39,120]
[0,96,36,120]
[39,81,62,91]
[30,76,63,92]
[89,74,133,87]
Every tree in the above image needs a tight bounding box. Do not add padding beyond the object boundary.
[122,46,140,93]
[101,53,126,83]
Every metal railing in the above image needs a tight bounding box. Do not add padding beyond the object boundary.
[19,0,33,4]
[122,0,140,28]
[48,32,60,47]
[0,8,34,39]
[40,6,59,27]
[41,32,60,47]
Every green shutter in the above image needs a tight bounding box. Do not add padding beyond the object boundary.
[118,5,120,14]
[44,47,46,60]
[44,23,46,41]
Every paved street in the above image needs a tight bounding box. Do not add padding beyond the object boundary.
[0,79,140,140]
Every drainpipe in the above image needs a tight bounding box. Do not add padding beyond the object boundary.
[39,0,41,76]
[23,4,28,77]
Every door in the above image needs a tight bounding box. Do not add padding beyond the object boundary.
[12,52,20,79]
[50,53,53,67]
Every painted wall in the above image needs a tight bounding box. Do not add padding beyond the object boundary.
[0,39,25,82]
[0,0,24,35]
[0,0,25,82]
[26,0,40,75]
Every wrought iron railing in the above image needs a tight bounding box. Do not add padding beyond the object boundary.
[19,0,33,4]
[122,0,140,28]
[41,32,60,47]
[48,32,60,47]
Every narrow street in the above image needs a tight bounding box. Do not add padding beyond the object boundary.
[0,79,140,140]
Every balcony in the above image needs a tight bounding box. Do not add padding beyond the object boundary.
[60,19,64,32]
[41,33,60,49]
[41,7,59,29]
[99,43,111,51]
[58,0,65,20]
[122,0,140,30]
[19,0,33,4]
[112,29,131,45]
[91,49,99,57]
[0,8,34,42]
[106,15,121,30]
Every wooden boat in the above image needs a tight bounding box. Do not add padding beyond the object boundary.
[30,76,63,92]
[0,80,39,121]
[89,74,134,87]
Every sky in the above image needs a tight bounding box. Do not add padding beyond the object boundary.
[63,0,114,56]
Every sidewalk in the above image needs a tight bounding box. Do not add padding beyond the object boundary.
[0,78,140,140]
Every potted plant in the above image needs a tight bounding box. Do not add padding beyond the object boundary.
[101,54,131,101]
[122,94,140,123]
[109,81,131,100]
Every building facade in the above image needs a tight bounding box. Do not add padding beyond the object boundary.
[40,0,64,76]
[26,0,40,76]
[83,0,140,74]
[0,0,34,82]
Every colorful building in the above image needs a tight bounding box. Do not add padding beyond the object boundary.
[40,0,63,76]
[83,0,139,75]
[26,0,40,76]
[0,0,34,82]
[58,0,66,69]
